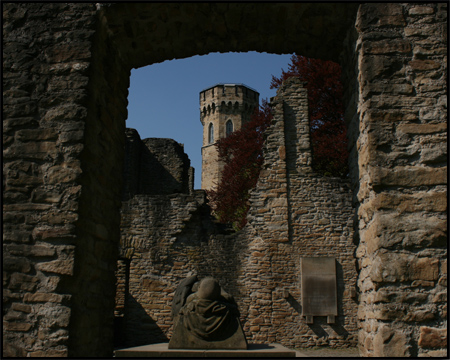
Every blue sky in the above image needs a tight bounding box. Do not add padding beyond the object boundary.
[126,51,293,189]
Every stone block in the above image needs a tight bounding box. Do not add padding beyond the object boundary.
[362,40,411,55]
[364,213,447,253]
[409,60,441,71]
[41,104,87,124]
[403,310,435,322]
[369,165,447,187]
[15,128,58,142]
[441,259,447,274]
[364,109,418,123]
[24,292,64,303]
[397,123,446,135]
[366,191,447,214]
[4,309,28,321]
[11,302,32,313]
[31,188,63,204]
[3,142,58,160]
[32,226,76,241]
[418,327,447,349]
[2,343,27,357]
[432,292,446,303]
[370,252,439,283]
[6,244,56,258]
[410,258,440,281]
[418,350,448,357]
[373,324,410,357]
[29,349,68,357]
[8,273,39,291]
[356,3,405,30]
[45,163,82,184]
[412,280,434,287]
[421,142,447,164]
[409,6,435,15]
[4,321,32,332]
[35,259,74,275]
[3,256,32,274]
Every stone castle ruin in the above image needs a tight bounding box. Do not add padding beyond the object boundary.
[200,83,259,190]
[3,3,447,357]
[116,78,358,350]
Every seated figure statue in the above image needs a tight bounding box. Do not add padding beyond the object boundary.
[168,276,247,349]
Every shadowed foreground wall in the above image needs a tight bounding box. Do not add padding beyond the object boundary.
[3,2,446,357]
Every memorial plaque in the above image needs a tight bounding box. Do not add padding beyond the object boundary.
[301,257,337,320]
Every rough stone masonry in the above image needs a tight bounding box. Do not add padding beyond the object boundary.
[116,78,358,350]
[3,2,447,357]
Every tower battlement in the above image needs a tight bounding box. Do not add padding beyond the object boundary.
[200,83,259,190]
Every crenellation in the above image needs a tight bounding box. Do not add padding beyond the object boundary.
[200,83,260,190]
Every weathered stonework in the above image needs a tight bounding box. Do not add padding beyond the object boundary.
[123,129,193,198]
[200,83,259,190]
[347,3,448,358]
[116,79,358,350]
[3,2,446,357]
[3,3,128,357]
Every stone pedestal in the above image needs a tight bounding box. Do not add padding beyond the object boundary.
[115,343,296,357]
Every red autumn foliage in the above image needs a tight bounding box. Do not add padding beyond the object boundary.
[208,55,348,230]
[207,100,273,230]
[270,54,349,177]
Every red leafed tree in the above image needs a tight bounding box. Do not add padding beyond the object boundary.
[271,54,349,177]
[208,55,348,230]
[207,100,273,230]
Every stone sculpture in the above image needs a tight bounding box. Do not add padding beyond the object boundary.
[168,276,247,349]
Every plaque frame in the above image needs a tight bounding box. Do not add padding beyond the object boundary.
[300,257,337,323]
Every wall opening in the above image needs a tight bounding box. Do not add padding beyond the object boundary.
[125,51,293,190]
[99,2,361,354]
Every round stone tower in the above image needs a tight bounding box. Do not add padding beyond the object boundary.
[200,83,259,190]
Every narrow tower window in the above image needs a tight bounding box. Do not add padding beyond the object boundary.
[226,120,233,137]
[208,123,214,144]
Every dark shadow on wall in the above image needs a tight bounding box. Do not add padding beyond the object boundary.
[286,294,302,315]
[139,142,185,195]
[307,318,350,339]
[122,128,191,200]
[116,294,168,349]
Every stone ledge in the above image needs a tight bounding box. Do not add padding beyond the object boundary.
[115,343,296,357]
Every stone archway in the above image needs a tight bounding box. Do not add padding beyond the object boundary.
[3,3,447,357]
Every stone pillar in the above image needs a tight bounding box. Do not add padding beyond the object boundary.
[353,3,447,357]
[3,3,129,357]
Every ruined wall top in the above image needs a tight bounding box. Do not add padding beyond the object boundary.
[123,129,193,198]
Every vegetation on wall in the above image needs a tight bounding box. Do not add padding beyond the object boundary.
[209,54,348,230]
[207,101,272,230]
[271,54,349,178]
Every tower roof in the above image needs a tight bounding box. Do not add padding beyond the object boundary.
[200,83,259,95]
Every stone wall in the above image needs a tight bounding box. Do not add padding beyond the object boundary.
[116,78,358,349]
[239,78,358,348]
[346,3,447,357]
[3,2,446,357]
[3,3,128,357]
[123,128,193,199]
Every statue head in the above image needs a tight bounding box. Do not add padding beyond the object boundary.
[197,278,221,300]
